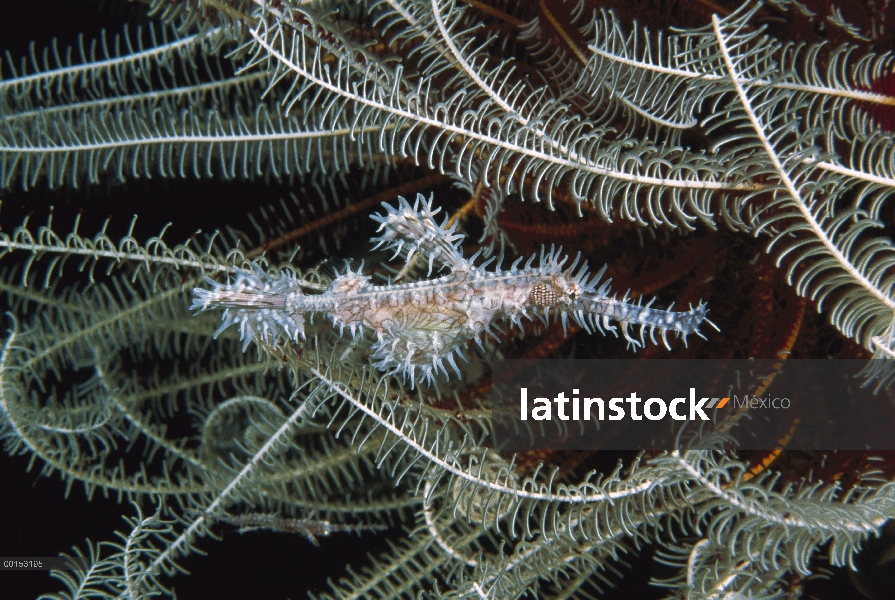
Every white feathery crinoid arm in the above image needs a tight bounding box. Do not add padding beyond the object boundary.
[370,194,468,275]
[191,264,306,351]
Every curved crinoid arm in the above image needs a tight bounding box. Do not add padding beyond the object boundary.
[370,193,468,275]
[190,264,307,351]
